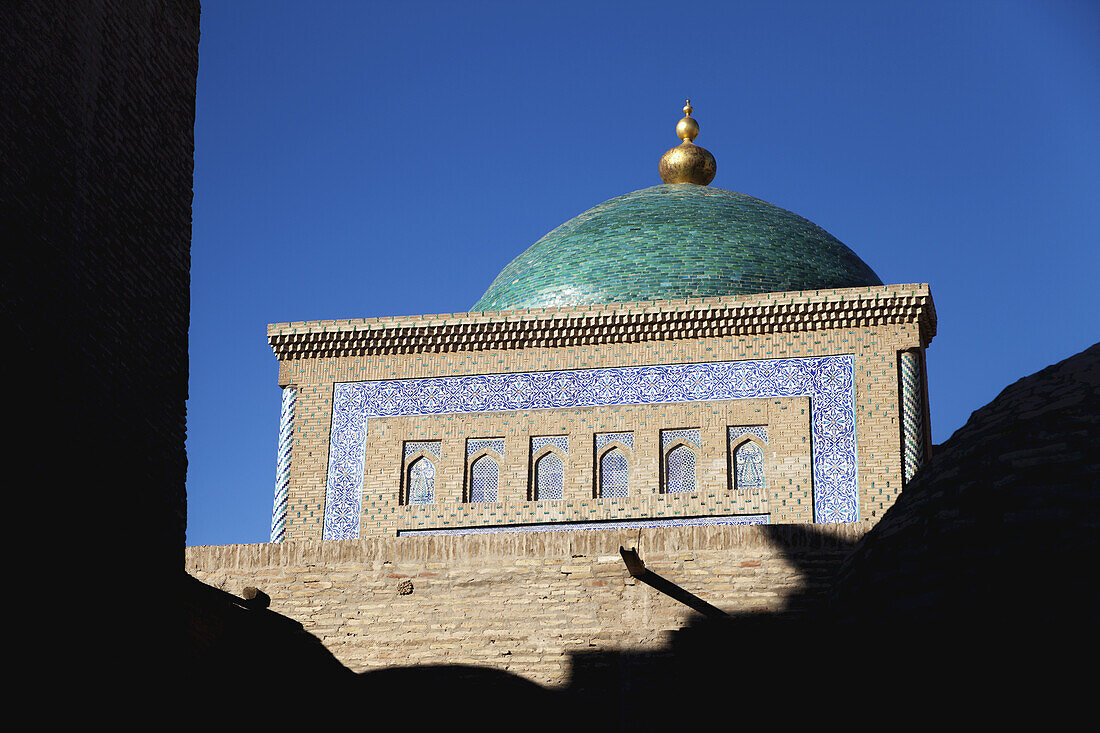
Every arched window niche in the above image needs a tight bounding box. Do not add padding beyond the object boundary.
[405,455,436,505]
[468,453,500,503]
[598,446,630,499]
[733,439,766,494]
[533,450,565,501]
[664,443,698,494]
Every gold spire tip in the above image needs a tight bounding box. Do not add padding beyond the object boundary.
[675,100,699,143]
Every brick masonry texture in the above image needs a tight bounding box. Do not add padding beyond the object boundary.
[3,1,198,569]
[187,522,870,686]
[269,284,934,540]
[831,342,1100,625]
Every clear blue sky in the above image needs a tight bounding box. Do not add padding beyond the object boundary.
[187,0,1100,546]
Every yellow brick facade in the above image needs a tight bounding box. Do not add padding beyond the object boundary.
[269,284,935,540]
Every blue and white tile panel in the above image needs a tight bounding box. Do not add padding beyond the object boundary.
[595,432,634,452]
[531,435,569,455]
[665,445,697,494]
[600,448,631,498]
[406,457,436,505]
[661,428,701,451]
[397,514,770,536]
[534,452,565,500]
[466,437,505,458]
[468,454,499,502]
[729,426,769,446]
[324,354,858,539]
[269,386,296,543]
[734,441,766,493]
[404,440,442,460]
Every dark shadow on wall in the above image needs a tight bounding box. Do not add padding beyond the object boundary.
[185,343,1099,718]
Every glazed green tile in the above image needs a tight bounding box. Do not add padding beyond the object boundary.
[472,184,881,311]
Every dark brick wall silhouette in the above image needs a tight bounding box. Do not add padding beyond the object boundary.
[2,4,199,677]
[831,342,1100,630]
[2,1,198,570]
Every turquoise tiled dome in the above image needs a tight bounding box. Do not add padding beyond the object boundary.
[471,184,882,311]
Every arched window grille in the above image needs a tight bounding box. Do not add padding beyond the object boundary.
[469,454,499,502]
[599,447,630,498]
[534,452,564,500]
[734,441,766,493]
[406,456,436,505]
[665,444,697,493]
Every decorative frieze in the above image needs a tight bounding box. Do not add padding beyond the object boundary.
[269,285,936,359]
[323,353,857,539]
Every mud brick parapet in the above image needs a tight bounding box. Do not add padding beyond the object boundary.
[187,522,870,685]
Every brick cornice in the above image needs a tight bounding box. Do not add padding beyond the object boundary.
[268,284,936,359]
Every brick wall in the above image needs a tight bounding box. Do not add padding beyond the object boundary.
[831,343,1100,628]
[2,1,198,572]
[187,522,869,686]
[276,316,927,538]
[3,0,198,564]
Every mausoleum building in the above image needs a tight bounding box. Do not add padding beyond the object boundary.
[267,103,935,541]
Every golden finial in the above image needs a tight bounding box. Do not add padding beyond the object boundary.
[676,99,700,142]
[659,99,716,185]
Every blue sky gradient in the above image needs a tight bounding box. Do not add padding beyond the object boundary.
[188,1,1100,546]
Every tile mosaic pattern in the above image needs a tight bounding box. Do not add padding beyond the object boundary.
[661,428,700,450]
[269,386,296,543]
[734,441,766,493]
[534,452,565,500]
[404,440,442,460]
[324,354,858,539]
[471,184,882,311]
[406,456,435,505]
[729,426,769,446]
[397,514,770,537]
[469,454,499,503]
[595,432,634,451]
[900,349,925,485]
[467,438,505,458]
[666,445,697,494]
[600,448,630,498]
[531,435,569,455]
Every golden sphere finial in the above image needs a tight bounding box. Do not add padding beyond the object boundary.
[676,100,700,143]
[659,99,716,185]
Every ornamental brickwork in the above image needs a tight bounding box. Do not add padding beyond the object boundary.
[268,284,935,541]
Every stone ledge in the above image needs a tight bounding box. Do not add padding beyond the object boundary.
[186,521,873,571]
[268,284,935,359]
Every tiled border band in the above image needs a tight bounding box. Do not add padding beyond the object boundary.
[397,514,770,537]
[323,354,858,539]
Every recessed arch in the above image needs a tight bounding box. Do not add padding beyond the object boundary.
[663,442,699,494]
[597,445,631,499]
[404,454,437,506]
[532,450,565,501]
[467,452,500,503]
[732,437,767,494]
